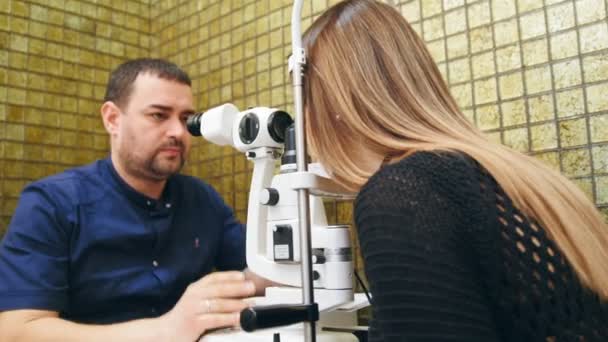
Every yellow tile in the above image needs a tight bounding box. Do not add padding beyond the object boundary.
[590,114,608,142]
[556,88,585,118]
[4,141,23,159]
[503,127,529,152]
[472,51,495,79]
[499,72,524,100]
[492,0,516,21]
[448,58,470,83]
[547,2,575,33]
[600,208,608,222]
[5,123,24,141]
[580,22,608,53]
[257,70,270,90]
[12,1,29,17]
[271,86,285,105]
[592,145,608,173]
[470,26,493,53]
[270,47,284,68]
[423,16,444,41]
[0,12,8,33]
[583,52,608,82]
[496,44,522,72]
[519,11,546,40]
[576,0,607,25]
[529,95,555,122]
[525,66,552,95]
[494,19,519,47]
[522,38,549,66]
[270,66,284,87]
[30,4,48,21]
[559,118,588,147]
[336,202,353,224]
[502,99,527,126]
[586,82,608,112]
[427,40,446,63]
[468,1,491,28]
[476,104,500,130]
[422,0,442,18]
[7,88,26,105]
[550,30,579,60]
[595,176,608,204]
[474,77,498,105]
[451,83,473,108]
[401,1,421,22]
[9,34,28,53]
[444,0,465,10]
[257,52,270,71]
[26,91,44,108]
[553,59,582,89]
[518,0,543,12]
[8,70,27,87]
[269,9,282,30]
[530,123,558,151]
[447,33,469,59]
[445,8,466,35]
[29,21,47,39]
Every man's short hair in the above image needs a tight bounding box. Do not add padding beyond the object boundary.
[104,58,192,109]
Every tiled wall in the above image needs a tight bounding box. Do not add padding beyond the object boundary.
[406,0,608,217]
[0,0,151,235]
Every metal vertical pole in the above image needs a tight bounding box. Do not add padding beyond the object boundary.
[291,1,315,341]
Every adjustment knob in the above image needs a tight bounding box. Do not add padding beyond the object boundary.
[260,188,279,205]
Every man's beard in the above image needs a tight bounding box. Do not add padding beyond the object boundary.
[120,139,186,181]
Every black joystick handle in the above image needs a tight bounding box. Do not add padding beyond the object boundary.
[240,303,319,332]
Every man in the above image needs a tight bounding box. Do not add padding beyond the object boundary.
[0,59,268,341]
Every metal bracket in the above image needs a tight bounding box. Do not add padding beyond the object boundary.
[288,47,306,73]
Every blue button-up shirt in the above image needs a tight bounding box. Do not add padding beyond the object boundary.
[0,157,246,324]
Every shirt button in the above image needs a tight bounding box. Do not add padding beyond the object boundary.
[152,260,158,267]
[146,200,152,206]
[165,203,171,208]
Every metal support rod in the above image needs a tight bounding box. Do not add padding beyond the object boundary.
[291,1,315,341]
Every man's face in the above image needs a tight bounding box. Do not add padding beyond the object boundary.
[114,73,194,181]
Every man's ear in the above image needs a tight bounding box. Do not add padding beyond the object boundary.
[101,101,121,135]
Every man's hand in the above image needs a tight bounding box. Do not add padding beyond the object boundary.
[160,271,256,341]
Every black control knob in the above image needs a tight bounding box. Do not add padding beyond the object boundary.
[260,188,279,205]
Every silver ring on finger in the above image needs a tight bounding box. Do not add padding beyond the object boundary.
[202,299,212,314]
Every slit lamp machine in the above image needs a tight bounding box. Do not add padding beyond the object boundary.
[186,1,370,341]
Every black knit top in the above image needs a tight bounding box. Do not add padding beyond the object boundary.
[354,151,608,341]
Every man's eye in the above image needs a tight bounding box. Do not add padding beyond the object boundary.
[151,112,165,120]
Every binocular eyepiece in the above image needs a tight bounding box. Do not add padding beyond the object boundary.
[186,108,294,146]
[186,113,204,137]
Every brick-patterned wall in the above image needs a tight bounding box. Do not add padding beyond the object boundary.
[0,0,151,235]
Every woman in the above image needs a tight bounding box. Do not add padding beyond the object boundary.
[302,0,608,341]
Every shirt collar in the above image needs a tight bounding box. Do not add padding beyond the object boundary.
[101,156,174,212]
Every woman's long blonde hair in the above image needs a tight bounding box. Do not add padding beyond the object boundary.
[303,0,608,299]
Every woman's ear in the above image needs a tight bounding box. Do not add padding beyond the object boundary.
[100,101,121,136]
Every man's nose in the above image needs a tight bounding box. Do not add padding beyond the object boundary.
[167,116,186,138]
